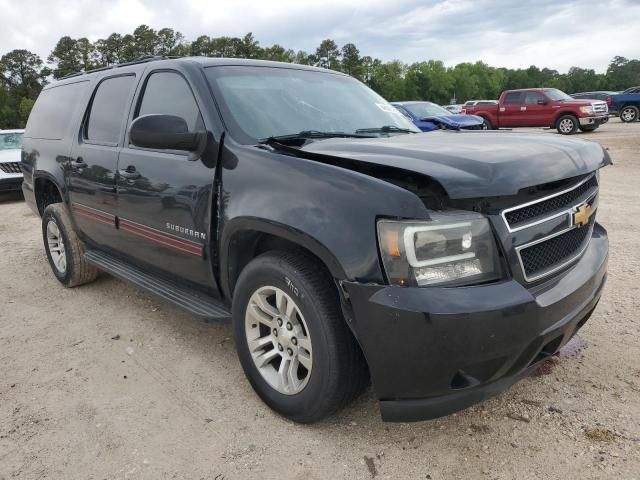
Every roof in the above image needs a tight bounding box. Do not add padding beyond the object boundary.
[55,55,341,83]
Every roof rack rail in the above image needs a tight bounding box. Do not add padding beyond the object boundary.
[59,55,171,80]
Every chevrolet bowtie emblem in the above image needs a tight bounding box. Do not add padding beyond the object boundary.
[573,203,593,227]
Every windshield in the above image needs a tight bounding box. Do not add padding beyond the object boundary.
[544,89,573,101]
[205,66,419,143]
[403,102,451,118]
[0,132,23,151]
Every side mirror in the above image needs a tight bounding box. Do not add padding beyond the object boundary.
[129,114,207,153]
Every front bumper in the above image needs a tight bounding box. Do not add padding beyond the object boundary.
[579,115,609,126]
[343,223,608,422]
[0,176,23,192]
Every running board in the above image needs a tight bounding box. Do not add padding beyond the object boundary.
[84,250,231,321]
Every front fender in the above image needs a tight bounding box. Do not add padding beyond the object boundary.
[218,140,429,292]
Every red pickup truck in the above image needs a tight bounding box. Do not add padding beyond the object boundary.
[464,88,609,134]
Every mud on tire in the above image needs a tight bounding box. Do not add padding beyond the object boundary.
[42,203,98,287]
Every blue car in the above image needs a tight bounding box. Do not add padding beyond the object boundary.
[391,101,485,132]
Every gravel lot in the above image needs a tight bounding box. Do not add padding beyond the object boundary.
[1,119,639,480]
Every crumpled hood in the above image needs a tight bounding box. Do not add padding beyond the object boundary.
[300,131,610,199]
[0,149,20,163]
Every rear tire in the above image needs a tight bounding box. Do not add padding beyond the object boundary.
[42,203,98,287]
[481,117,493,130]
[232,251,368,423]
[556,115,578,134]
[620,105,639,123]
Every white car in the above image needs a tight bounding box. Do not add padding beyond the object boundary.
[0,129,24,193]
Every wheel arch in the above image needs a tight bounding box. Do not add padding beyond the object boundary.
[33,173,65,216]
[221,217,347,301]
[551,111,578,128]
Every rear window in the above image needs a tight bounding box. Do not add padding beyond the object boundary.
[85,75,136,145]
[503,92,522,105]
[25,81,90,140]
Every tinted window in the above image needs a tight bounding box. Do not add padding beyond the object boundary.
[504,92,521,105]
[137,72,203,131]
[524,92,545,104]
[86,75,136,144]
[25,81,90,140]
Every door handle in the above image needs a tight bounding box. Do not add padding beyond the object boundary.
[119,166,141,180]
[71,157,87,169]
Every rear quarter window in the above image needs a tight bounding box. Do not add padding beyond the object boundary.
[25,80,90,140]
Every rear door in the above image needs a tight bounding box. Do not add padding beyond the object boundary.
[499,91,523,127]
[116,69,218,289]
[521,91,550,126]
[67,72,140,249]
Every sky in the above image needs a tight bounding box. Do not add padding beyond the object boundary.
[1,0,639,72]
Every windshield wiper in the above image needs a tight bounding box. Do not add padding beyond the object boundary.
[259,130,374,144]
[355,125,416,134]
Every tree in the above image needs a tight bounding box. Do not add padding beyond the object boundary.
[263,44,295,62]
[0,49,47,128]
[237,33,262,59]
[341,43,363,79]
[48,36,83,78]
[157,28,185,55]
[133,25,158,56]
[95,33,124,66]
[0,50,47,97]
[315,39,340,69]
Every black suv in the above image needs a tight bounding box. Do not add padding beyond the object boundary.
[22,57,610,423]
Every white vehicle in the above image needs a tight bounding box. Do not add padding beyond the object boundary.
[0,129,24,193]
[444,104,463,114]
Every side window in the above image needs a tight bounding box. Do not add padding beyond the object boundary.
[504,92,522,105]
[524,92,545,105]
[86,75,136,144]
[137,71,203,132]
[25,81,90,140]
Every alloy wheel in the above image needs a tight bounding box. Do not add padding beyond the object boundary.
[621,108,636,122]
[559,118,574,133]
[46,220,67,274]
[244,286,312,395]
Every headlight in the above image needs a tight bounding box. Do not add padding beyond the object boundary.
[580,105,594,114]
[377,214,503,287]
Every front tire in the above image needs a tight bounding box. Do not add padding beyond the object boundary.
[620,105,639,123]
[232,251,368,423]
[42,203,98,287]
[556,115,578,134]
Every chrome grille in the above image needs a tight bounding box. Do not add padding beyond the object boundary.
[0,162,22,174]
[503,175,597,229]
[501,174,599,282]
[592,102,608,114]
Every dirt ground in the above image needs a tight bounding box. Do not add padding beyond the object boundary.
[1,119,639,480]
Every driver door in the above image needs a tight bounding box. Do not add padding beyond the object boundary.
[116,69,217,290]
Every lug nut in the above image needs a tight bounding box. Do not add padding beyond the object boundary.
[286,322,293,331]
[273,328,278,336]
[277,318,283,326]
[287,348,293,356]
[278,344,283,352]
[291,337,297,345]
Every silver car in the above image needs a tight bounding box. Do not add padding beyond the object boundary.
[0,129,24,193]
